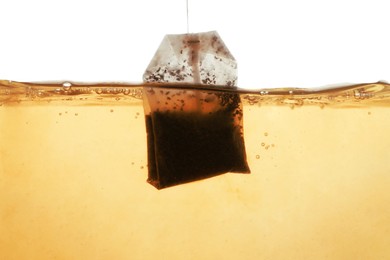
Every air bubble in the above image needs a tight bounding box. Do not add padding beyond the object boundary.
[261,142,265,146]
[256,155,260,159]
[63,82,72,90]
[123,88,130,95]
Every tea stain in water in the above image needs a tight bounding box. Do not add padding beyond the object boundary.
[0,81,390,259]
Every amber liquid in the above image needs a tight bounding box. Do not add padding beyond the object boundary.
[1,81,390,259]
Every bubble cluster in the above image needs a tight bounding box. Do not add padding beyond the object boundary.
[1,81,389,107]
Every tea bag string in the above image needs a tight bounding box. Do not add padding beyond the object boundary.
[186,0,189,33]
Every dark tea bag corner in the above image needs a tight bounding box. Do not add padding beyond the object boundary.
[142,31,250,189]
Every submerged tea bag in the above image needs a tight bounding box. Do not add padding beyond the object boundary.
[143,31,250,189]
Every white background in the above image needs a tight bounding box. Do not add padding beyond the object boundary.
[0,0,389,89]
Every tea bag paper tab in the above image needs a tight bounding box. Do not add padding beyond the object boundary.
[143,31,250,189]
[144,31,237,86]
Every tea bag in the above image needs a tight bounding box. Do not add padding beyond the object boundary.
[143,31,250,189]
